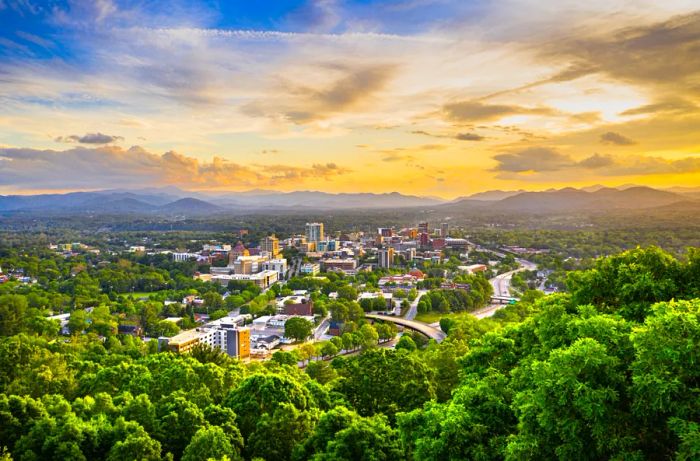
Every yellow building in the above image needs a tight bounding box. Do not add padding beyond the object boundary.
[162,327,251,359]
[261,234,280,257]
[165,329,204,353]
[237,328,250,359]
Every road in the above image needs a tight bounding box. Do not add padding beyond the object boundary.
[404,289,428,320]
[480,256,538,319]
[285,256,303,280]
[489,257,537,298]
[365,313,446,342]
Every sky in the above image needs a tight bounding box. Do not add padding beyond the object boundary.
[0,0,699,198]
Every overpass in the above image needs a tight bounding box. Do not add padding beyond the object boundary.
[491,295,519,304]
[365,314,446,342]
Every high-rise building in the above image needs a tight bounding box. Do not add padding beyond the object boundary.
[418,222,429,235]
[377,227,393,238]
[440,222,449,237]
[162,326,250,359]
[419,232,430,248]
[261,234,280,257]
[306,222,324,243]
[378,247,395,269]
[228,241,249,265]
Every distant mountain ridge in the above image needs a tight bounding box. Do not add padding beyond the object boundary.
[0,186,696,215]
[0,189,444,214]
[441,186,693,213]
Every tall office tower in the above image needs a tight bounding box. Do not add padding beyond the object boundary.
[306,222,324,243]
[378,247,395,269]
[441,222,449,237]
[418,222,429,235]
[261,234,280,257]
[378,227,393,238]
[419,232,430,248]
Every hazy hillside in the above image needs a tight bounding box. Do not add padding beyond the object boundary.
[441,186,695,214]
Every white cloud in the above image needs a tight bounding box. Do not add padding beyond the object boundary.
[0,146,350,190]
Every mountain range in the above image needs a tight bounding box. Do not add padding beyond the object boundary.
[441,186,692,213]
[0,185,697,215]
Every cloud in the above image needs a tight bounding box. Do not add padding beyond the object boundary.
[603,156,700,176]
[15,31,55,50]
[599,131,636,146]
[492,146,700,178]
[55,132,123,144]
[377,143,446,164]
[620,99,697,116]
[283,0,341,33]
[243,63,397,124]
[577,153,615,169]
[539,12,700,95]
[492,147,574,173]
[382,153,415,162]
[442,101,557,122]
[262,162,351,183]
[0,146,349,190]
[411,130,436,137]
[455,132,485,141]
[413,130,485,141]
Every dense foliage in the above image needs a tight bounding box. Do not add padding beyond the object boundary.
[1,246,700,460]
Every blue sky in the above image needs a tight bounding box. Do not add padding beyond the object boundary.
[1,1,700,195]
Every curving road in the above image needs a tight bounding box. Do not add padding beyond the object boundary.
[404,289,428,320]
[477,256,537,318]
[365,313,446,342]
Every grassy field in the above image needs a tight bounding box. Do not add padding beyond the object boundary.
[414,310,477,324]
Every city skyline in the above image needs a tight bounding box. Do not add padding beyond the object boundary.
[1,1,700,198]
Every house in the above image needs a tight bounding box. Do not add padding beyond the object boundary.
[252,335,281,350]
[283,298,314,316]
[118,324,143,336]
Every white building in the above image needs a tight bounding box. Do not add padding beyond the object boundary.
[173,252,199,262]
[305,222,324,243]
[300,263,320,275]
[211,270,279,289]
[262,258,288,278]
[378,248,395,269]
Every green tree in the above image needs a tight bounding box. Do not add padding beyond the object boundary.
[357,324,378,350]
[182,426,238,461]
[334,349,435,419]
[395,335,416,352]
[0,294,28,336]
[248,403,318,461]
[320,341,339,358]
[67,309,90,335]
[155,392,207,458]
[297,406,402,461]
[336,285,358,301]
[107,418,162,461]
[203,292,224,311]
[285,317,314,342]
[155,320,180,337]
[224,374,313,439]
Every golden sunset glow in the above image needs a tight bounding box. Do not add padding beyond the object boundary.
[1,1,699,197]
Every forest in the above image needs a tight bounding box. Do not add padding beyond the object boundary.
[0,246,698,459]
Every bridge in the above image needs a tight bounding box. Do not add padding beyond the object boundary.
[490,295,519,304]
[365,314,446,342]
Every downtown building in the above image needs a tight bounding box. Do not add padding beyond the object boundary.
[161,325,251,359]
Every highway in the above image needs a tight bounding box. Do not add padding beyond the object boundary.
[481,256,537,318]
[365,313,446,342]
[489,255,537,297]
